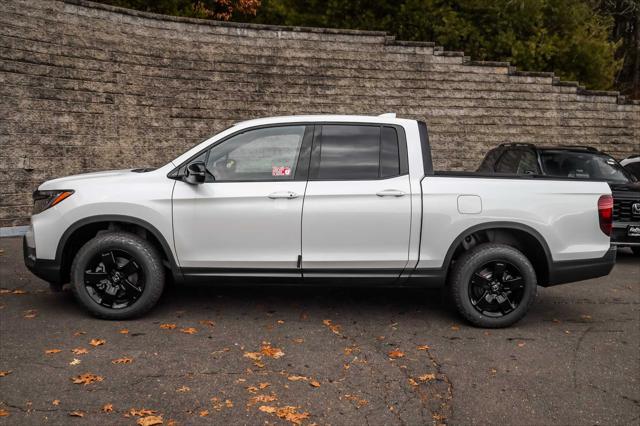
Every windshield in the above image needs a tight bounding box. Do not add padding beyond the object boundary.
[539,150,635,184]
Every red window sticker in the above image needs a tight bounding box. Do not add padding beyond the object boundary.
[272,166,291,177]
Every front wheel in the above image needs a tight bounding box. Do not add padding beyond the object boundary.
[449,243,537,328]
[70,232,165,319]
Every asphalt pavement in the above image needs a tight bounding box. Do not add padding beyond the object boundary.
[0,236,638,425]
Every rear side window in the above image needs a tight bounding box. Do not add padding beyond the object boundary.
[311,125,403,180]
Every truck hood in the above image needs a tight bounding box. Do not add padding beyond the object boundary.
[39,169,146,190]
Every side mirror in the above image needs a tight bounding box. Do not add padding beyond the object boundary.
[184,162,207,184]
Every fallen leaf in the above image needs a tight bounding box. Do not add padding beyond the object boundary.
[517,342,526,348]
[199,410,209,417]
[176,386,190,393]
[72,348,88,355]
[246,386,259,393]
[0,408,8,417]
[73,331,86,336]
[0,289,9,294]
[71,373,104,385]
[490,368,498,375]
[198,320,215,327]
[292,338,304,344]
[24,309,38,319]
[259,382,270,389]
[89,339,105,347]
[581,315,592,320]
[137,416,163,426]
[102,403,113,413]
[418,373,436,382]
[166,420,177,426]
[259,405,310,425]
[388,349,405,359]
[180,327,197,335]
[0,370,12,377]
[322,319,341,335]
[260,343,284,359]
[112,357,133,364]
[130,408,157,417]
[287,375,309,382]
[552,318,561,324]
[69,411,85,417]
[52,400,60,406]
[69,358,81,366]
[451,325,460,331]
[277,320,285,324]
[12,289,27,295]
[118,329,129,334]
[160,323,176,330]
[210,397,233,411]
[244,352,262,361]
[416,345,430,351]
[408,378,418,386]
[343,394,368,409]
[248,394,278,406]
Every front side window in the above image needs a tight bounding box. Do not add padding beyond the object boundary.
[205,126,306,181]
[516,150,540,175]
[311,125,402,180]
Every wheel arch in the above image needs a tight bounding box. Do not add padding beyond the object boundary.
[56,215,181,284]
[443,222,553,286]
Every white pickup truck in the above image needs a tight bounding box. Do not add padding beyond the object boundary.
[24,114,616,327]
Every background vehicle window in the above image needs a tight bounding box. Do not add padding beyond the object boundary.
[540,151,632,183]
[205,126,305,181]
[477,147,503,172]
[495,150,521,173]
[315,125,381,180]
[624,162,640,179]
[380,127,400,178]
[516,150,540,174]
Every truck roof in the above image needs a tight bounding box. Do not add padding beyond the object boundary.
[233,113,407,128]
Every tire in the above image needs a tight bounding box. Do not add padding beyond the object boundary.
[449,243,537,328]
[632,247,640,256]
[70,232,165,319]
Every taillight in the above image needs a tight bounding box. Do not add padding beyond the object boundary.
[598,195,613,236]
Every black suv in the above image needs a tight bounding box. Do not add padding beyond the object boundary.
[478,144,640,254]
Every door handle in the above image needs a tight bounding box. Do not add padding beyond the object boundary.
[268,191,299,199]
[376,189,406,197]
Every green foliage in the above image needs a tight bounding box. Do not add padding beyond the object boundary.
[248,0,626,92]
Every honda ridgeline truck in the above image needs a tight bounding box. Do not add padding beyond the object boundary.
[24,115,616,328]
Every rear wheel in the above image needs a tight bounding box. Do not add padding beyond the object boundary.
[70,232,165,319]
[632,247,640,256]
[449,243,537,328]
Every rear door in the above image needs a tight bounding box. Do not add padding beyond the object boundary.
[301,124,412,281]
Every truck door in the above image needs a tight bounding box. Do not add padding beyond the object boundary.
[301,124,412,282]
[172,125,313,278]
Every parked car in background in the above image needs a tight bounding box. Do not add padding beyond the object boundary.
[621,155,640,180]
[478,144,640,255]
[24,116,616,327]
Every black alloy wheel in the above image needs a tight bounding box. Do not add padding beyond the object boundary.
[468,260,525,317]
[84,249,145,309]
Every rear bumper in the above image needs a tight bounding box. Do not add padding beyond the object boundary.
[23,235,62,284]
[545,245,616,287]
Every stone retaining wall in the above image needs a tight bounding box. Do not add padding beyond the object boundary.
[1,0,639,226]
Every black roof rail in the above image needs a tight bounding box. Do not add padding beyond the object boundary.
[498,142,536,148]
[555,145,600,152]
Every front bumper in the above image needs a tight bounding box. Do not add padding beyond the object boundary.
[545,245,617,287]
[23,235,62,284]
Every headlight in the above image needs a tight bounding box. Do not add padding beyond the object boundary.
[32,190,74,215]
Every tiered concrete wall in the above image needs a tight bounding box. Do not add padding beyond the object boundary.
[1,0,639,226]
